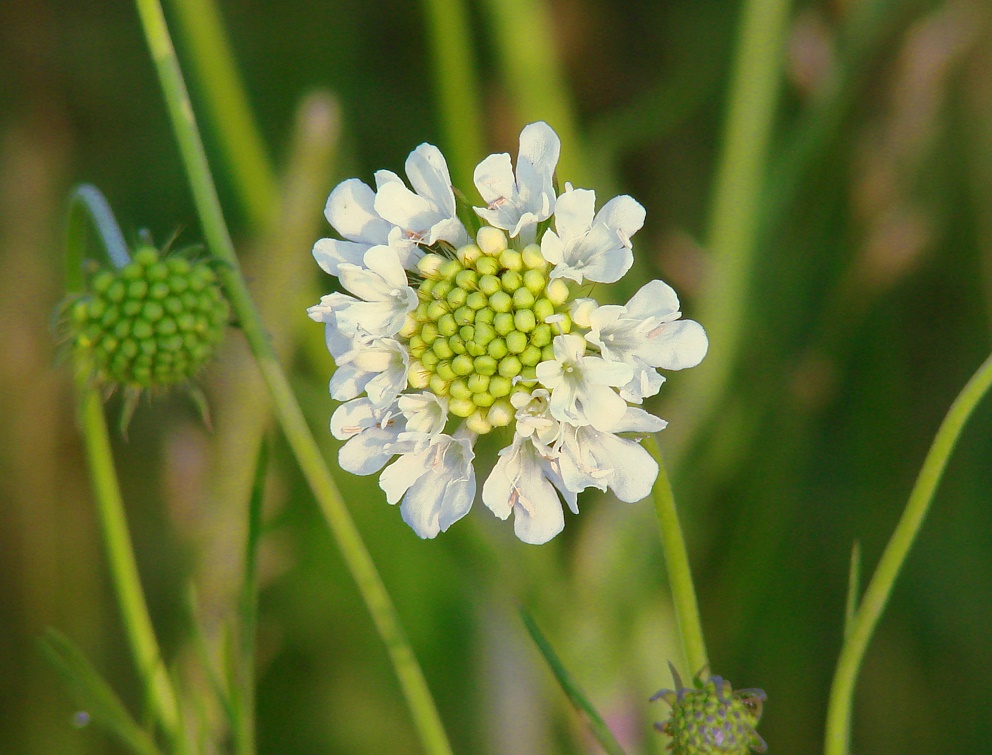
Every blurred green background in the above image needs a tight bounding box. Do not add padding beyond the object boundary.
[2,0,991,752]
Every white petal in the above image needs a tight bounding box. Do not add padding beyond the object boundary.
[581,356,634,387]
[552,188,596,242]
[474,153,515,206]
[405,143,456,217]
[593,194,645,241]
[618,365,665,404]
[515,122,560,212]
[379,449,429,505]
[339,427,399,475]
[329,364,373,401]
[593,432,658,502]
[625,279,680,320]
[638,319,709,370]
[614,406,668,433]
[312,237,369,277]
[330,398,375,440]
[577,384,628,432]
[374,182,435,238]
[325,178,391,243]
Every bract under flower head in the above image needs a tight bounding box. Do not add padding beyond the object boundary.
[310,123,708,544]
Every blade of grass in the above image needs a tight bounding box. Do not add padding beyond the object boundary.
[519,609,627,755]
[39,629,162,755]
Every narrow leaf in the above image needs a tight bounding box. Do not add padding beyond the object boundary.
[519,608,627,755]
[844,541,862,639]
[38,628,161,755]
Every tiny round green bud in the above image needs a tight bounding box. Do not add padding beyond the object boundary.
[505,331,528,354]
[429,374,450,396]
[530,323,552,348]
[446,287,468,309]
[128,279,148,299]
[413,301,430,321]
[473,355,498,376]
[419,278,436,297]
[421,322,439,344]
[449,397,476,418]
[433,338,454,360]
[477,226,508,255]
[399,314,419,338]
[487,337,508,360]
[449,378,473,401]
[436,360,457,381]
[106,280,126,303]
[498,248,523,272]
[466,341,486,357]
[498,355,522,378]
[488,375,513,398]
[475,307,495,325]
[142,301,164,322]
[427,300,449,322]
[421,349,440,369]
[533,297,555,322]
[156,317,178,336]
[472,391,495,408]
[417,253,445,278]
[489,290,512,313]
[437,313,458,337]
[478,274,501,296]
[522,244,546,270]
[513,309,537,333]
[459,325,475,342]
[474,322,496,346]
[451,354,474,376]
[500,270,523,292]
[133,247,159,266]
[408,361,431,389]
[455,269,478,290]
[448,334,466,354]
[149,280,171,300]
[408,336,427,358]
[465,410,493,435]
[92,270,115,294]
[520,345,543,367]
[523,269,546,296]
[466,374,490,394]
[456,243,482,266]
[466,291,488,310]
[453,306,475,326]
[440,258,463,280]
[475,256,500,276]
[487,399,515,427]
[546,278,570,306]
[493,312,515,336]
[147,262,169,282]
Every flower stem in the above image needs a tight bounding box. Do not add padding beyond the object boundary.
[824,352,992,755]
[645,435,708,676]
[65,186,183,749]
[132,3,452,752]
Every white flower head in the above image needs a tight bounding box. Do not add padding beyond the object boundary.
[541,186,645,285]
[310,123,705,543]
[474,121,560,242]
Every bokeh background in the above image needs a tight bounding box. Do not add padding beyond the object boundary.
[2,0,992,752]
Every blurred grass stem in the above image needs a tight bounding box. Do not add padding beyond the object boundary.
[421,0,484,191]
[674,0,793,462]
[132,2,453,752]
[66,186,184,750]
[824,352,992,755]
[168,0,278,231]
[645,435,708,675]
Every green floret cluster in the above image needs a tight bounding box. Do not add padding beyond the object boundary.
[68,246,229,389]
[404,227,572,435]
[653,671,767,754]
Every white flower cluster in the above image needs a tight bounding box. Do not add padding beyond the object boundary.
[309,122,708,544]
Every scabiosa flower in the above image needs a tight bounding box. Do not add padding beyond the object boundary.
[309,122,708,544]
[651,664,767,754]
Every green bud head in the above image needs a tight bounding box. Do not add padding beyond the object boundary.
[475,255,500,276]
[454,269,478,291]
[546,278,570,306]
[475,307,495,325]
[487,398,515,427]
[488,375,513,398]
[437,313,458,337]
[449,397,476,418]
[466,291,489,310]
[465,409,493,435]
[500,269,523,292]
[408,361,431,389]
[432,338,454,360]
[487,337,508,360]
[473,355,498,376]
[451,354,474,376]
[453,306,475,326]
[449,378,473,400]
[477,226,507,256]
[466,373,490,394]
[521,244,546,270]
[478,274,502,296]
[445,286,468,309]
[523,269,546,296]
[498,248,523,272]
[530,323,552,348]
[520,345,543,367]
[472,391,495,408]
[512,287,536,310]
[429,374,450,396]
[439,258,463,281]
[435,360,457,382]
[456,243,482,266]
[426,300,449,322]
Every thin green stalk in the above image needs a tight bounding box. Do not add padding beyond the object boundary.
[420,0,484,192]
[824,352,992,755]
[645,435,708,675]
[132,3,452,752]
[480,0,587,185]
[669,0,793,464]
[66,187,183,750]
[167,0,278,231]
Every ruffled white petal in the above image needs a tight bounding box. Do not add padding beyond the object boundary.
[325,178,392,244]
[558,425,659,502]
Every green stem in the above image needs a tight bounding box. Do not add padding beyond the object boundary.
[420,0,485,192]
[824,352,992,755]
[670,0,793,463]
[645,435,708,675]
[132,3,452,753]
[66,187,184,749]
[167,0,278,231]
